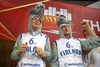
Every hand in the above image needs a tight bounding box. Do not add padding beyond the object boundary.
[81,21,97,37]
[35,47,47,58]
[80,21,90,28]
[35,47,43,56]
[18,42,28,56]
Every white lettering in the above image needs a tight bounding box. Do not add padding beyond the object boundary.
[90,20,100,32]
[83,19,100,32]
[44,6,72,21]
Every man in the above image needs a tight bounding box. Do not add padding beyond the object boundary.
[82,29,96,67]
[82,28,100,67]
[87,46,100,67]
[83,30,100,67]
[50,14,100,67]
[11,2,52,67]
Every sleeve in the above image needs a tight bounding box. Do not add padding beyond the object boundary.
[80,37,100,50]
[11,34,22,60]
[43,36,52,61]
[95,51,100,67]
[50,41,59,67]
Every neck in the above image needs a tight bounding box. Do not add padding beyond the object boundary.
[33,27,38,32]
[64,34,70,39]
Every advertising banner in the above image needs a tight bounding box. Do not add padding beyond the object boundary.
[0,0,100,44]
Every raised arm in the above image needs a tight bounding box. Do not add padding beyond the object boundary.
[81,21,97,38]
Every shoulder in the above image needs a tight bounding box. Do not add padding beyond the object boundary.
[56,38,62,41]
[18,32,29,39]
[78,38,87,41]
[21,32,29,35]
[40,33,49,38]
[53,38,61,44]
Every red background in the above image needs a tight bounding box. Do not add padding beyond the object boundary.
[0,0,100,44]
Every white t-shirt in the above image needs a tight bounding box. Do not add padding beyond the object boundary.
[17,32,47,67]
[56,38,84,67]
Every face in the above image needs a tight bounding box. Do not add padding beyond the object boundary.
[61,24,71,36]
[32,16,41,31]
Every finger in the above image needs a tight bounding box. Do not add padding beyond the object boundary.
[35,47,40,51]
[22,45,27,48]
[20,48,26,53]
[26,42,28,44]
[35,49,40,53]
[24,42,28,46]
[36,50,40,53]
[21,48,27,50]
[37,51,43,56]
[20,50,26,53]
[36,47,42,50]
[24,42,28,47]
[81,22,86,25]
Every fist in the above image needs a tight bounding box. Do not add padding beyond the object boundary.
[19,42,28,54]
[80,21,89,28]
[35,47,43,56]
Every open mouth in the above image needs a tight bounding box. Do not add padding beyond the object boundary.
[65,29,68,32]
